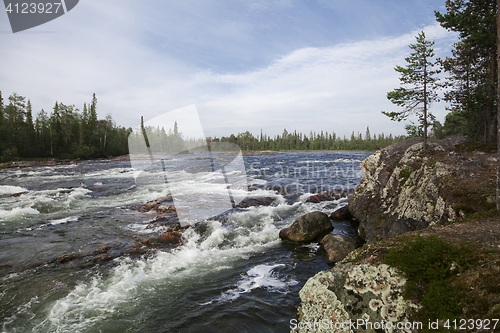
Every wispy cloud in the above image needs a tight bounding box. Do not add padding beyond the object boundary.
[0,1,458,139]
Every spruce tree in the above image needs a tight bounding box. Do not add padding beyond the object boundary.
[383,31,440,150]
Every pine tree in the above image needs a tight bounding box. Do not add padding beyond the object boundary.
[88,93,97,148]
[23,99,35,156]
[383,31,440,150]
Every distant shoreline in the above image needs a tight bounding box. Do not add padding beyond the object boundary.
[0,149,374,168]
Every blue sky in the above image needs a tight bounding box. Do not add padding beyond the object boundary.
[0,0,458,139]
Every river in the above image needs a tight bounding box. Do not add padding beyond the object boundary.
[0,151,370,333]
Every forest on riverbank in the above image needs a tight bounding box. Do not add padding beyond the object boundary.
[0,90,407,161]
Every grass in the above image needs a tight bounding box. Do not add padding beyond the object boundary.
[451,208,500,224]
[383,235,477,330]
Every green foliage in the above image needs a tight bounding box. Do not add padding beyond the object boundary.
[0,91,130,160]
[215,128,405,152]
[399,165,413,184]
[383,235,476,322]
[435,0,497,143]
[405,113,438,138]
[383,32,441,148]
[1,147,18,162]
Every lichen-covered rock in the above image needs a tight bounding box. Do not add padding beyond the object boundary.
[292,262,420,333]
[320,234,359,264]
[279,211,333,242]
[348,135,496,243]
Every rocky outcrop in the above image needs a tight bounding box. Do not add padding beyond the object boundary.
[292,215,500,332]
[319,234,359,264]
[348,135,496,243]
[279,211,333,242]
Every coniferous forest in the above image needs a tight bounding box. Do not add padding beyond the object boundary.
[0,91,406,162]
[0,92,131,162]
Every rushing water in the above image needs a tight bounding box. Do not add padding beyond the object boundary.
[0,151,370,333]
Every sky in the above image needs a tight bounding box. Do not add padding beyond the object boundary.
[0,0,459,140]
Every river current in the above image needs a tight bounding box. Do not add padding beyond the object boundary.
[0,151,370,333]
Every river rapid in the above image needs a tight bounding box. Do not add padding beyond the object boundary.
[0,151,370,333]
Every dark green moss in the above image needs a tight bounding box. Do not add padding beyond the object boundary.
[453,208,499,224]
[383,235,476,328]
[456,140,496,152]
[399,165,413,184]
[427,156,436,168]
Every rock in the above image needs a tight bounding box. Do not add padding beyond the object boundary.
[156,204,176,214]
[292,262,420,332]
[329,205,352,220]
[348,135,496,243]
[319,234,359,264]
[306,189,348,203]
[10,191,29,197]
[279,211,333,242]
[236,197,276,208]
[138,195,173,213]
[158,231,182,245]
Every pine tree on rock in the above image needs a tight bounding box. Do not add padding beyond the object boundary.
[383,31,441,150]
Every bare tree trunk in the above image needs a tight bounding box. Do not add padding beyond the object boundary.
[423,58,428,150]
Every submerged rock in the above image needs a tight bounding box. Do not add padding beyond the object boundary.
[138,195,174,213]
[348,135,496,243]
[10,191,29,197]
[279,211,333,242]
[319,234,359,264]
[156,204,176,214]
[306,189,348,203]
[236,197,276,208]
[158,231,183,245]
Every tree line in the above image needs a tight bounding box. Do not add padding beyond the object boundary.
[0,91,131,162]
[212,128,405,152]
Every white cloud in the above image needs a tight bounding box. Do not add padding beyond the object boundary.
[0,2,458,140]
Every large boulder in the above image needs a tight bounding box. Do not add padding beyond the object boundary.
[348,135,496,243]
[319,234,359,264]
[279,211,333,242]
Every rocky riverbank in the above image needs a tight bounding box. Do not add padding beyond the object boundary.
[291,136,500,332]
